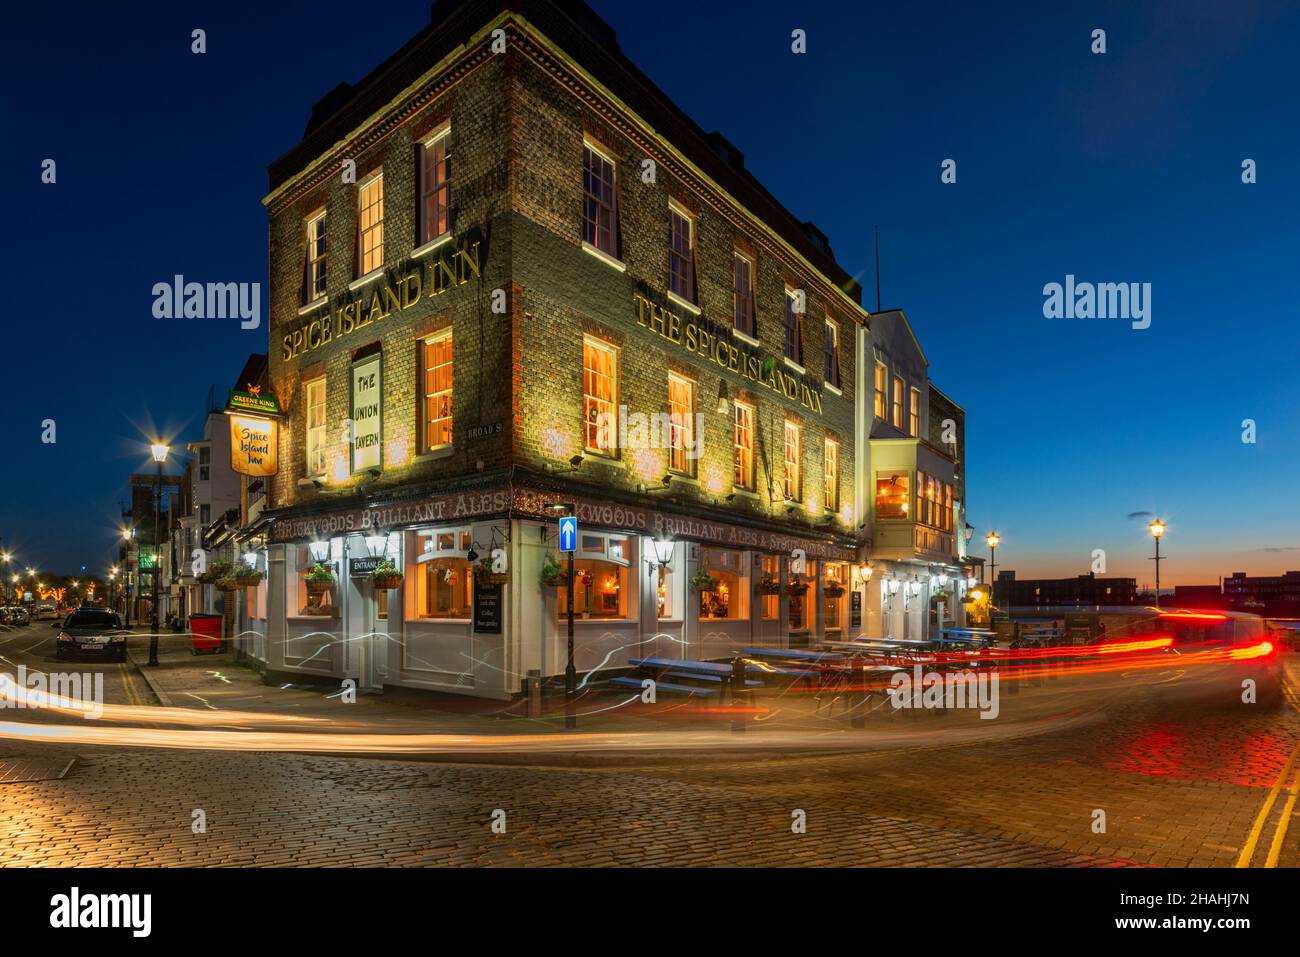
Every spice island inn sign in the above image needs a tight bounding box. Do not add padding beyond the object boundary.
[282,240,481,361]
[631,290,824,415]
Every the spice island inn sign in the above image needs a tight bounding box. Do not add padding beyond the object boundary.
[631,289,824,415]
[281,239,481,361]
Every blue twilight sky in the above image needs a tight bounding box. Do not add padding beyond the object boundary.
[2,0,1297,585]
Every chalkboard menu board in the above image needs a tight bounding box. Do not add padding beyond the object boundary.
[473,580,503,634]
[850,591,862,630]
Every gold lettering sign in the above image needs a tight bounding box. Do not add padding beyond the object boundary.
[230,415,278,477]
[631,291,824,415]
[282,240,481,361]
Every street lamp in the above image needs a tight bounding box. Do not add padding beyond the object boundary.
[985,532,1001,611]
[148,441,169,666]
[1148,519,1166,610]
[546,501,578,729]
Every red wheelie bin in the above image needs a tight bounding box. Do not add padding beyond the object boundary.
[189,613,223,655]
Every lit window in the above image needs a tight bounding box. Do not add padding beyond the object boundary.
[419,130,451,244]
[760,555,780,620]
[668,205,695,302]
[422,331,453,452]
[305,211,327,303]
[874,360,887,420]
[696,549,749,621]
[733,401,755,491]
[357,173,384,276]
[582,143,618,255]
[667,373,695,475]
[583,337,618,455]
[784,287,803,364]
[824,562,846,631]
[909,387,920,437]
[824,437,839,512]
[411,528,474,620]
[892,374,904,429]
[295,545,334,617]
[559,534,630,619]
[733,252,755,337]
[784,420,802,501]
[876,471,910,520]
[917,471,953,531]
[305,377,326,477]
[823,318,841,389]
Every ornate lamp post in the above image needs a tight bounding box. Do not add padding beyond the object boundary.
[1148,519,1166,609]
[148,442,169,666]
[985,532,1001,610]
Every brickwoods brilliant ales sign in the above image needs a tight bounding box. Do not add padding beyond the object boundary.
[630,290,824,414]
[281,240,481,360]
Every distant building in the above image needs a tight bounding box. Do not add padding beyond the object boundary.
[1174,571,1300,618]
[994,570,1137,607]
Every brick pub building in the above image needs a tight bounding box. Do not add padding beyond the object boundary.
[255,0,973,698]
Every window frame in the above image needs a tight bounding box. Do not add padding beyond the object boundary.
[909,386,921,437]
[892,374,904,429]
[304,375,327,478]
[824,436,840,512]
[582,335,619,458]
[582,141,619,256]
[356,171,385,278]
[418,127,452,247]
[667,201,696,304]
[783,419,802,502]
[874,360,887,420]
[783,287,804,366]
[823,317,841,390]
[305,210,327,303]
[421,329,453,454]
[732,251,756,339]
[733,400,755,492]
[667,372,696,477]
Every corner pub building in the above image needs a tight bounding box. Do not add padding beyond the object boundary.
[254,0,976,699]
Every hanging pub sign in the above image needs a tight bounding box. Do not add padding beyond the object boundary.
[229,414,279,477]
[228,389,280,416]
[350,352,383,473]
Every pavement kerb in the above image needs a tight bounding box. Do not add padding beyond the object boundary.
[126,650,174,707]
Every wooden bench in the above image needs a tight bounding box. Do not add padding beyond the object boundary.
[608,675,719,697]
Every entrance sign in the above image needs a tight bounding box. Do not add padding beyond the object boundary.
[350,353,383,473]
[558,516,577,553]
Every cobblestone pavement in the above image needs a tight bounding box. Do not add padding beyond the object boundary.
[0,624,1297,867]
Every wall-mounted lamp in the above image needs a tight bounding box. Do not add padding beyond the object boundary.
[308,540,331,563]
[715,380,730,415]
[651,538,674,568]
[544,454,586,474]
[364,534,389,559]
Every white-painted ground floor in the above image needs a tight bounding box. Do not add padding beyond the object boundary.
[231,513,972,699]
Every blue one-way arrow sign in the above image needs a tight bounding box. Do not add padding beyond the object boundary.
[558,515,577,553]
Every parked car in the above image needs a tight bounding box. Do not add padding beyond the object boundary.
[7,606,30,626]
[55,609,128,662]
[33,602,58,621]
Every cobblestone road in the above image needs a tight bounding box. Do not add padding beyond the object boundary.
[1,627,1297,867]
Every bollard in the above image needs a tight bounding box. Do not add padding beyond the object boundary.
[851,661,867,728]
[526,669,542,717]
[730,656,747,734]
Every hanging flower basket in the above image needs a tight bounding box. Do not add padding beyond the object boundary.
[305,563,336,597]
[539,553,568,588]
[824,582,846,598]
[233,567,263,587]
[688,569,717,592]
[477,558,508,585]
[757,577,782,596]
[215,577,239,593]
[370,559,403,590]
[786,578,810,597]
[199,559,234,586]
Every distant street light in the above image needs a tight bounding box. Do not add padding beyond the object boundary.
[148,442,169,666]
[985,532,1001,610]
[1148,519,1166,610]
